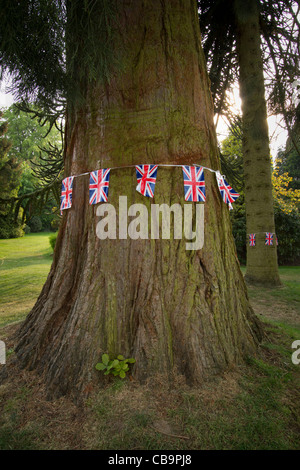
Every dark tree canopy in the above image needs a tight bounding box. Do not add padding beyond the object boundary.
[1,0,299,127]
[0,0,118,116]
[0,0,65,112]
[198,0,300,135]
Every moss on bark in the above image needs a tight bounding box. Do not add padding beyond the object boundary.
[234,0,281,286]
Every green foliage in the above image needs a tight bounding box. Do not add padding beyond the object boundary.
[0,105,63,232]
[230,189,300,266]
[49,232,58,251]
[3,105,63,197]
[220,117,244,192]
[95,354,136,379]
[274,202,300,265]
[220,125,247,263]
[0,110,20,196]
[50,215,60,231]
[3,105,61,163]
[0,213,25,239]
[230,195,246,264]
[221,125,300,265]
[28,215,42,233]
[0,111,25,238]
[0,0,119,111]
[38,209,59,232]
[277,130,300,192]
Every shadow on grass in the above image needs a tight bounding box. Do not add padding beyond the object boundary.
[0,253,53,270]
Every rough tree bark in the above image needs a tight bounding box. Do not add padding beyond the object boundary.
[234,0,281,286]
[15,0,263,399]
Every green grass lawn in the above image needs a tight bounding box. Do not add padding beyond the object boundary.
[0,233,53,327]
[0,234,299,450]
[241,265,300,305]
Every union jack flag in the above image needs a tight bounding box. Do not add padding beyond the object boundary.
[89,169,110,205]
[249,234,256,246]
[265,232,273,245]
[182,166,206,202]
[135,164,158,198]
[216,172,240,209]
[60,176,74,213]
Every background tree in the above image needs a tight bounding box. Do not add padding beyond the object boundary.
[0,105,63,233]
[0,110,24,238]
[276,104,300,193]
[273,117,300,264]
[0,0,66,230]
[221,118,300,266]
[198,0,300,132]
[0,0,66,114]
[197,0,300,285]
[220,119,246,263]
[272,167,300,265]
[1,0,263,398]
[234,0,280,285]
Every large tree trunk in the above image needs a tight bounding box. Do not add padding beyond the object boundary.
[15,0,262,399]
[234,0,281,286]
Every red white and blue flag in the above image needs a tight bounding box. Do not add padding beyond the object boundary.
[216,172,240,209]
[89,169,110,205]
[60,176,74,213]
[182,165,206,202]
[265,232,273,245]
[135,164,158,198]
[249,234,256,246]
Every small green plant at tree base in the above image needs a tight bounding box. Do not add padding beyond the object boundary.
[95,354,135,379]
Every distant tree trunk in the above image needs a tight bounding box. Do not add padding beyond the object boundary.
[15,0,263,399]
[234,0,281,286]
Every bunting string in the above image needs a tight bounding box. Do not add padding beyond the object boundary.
[59,162,279,248]
[60,163,240,214]
[68,163,223,178]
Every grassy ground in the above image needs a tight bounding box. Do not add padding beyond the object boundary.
[0,234,299,450]
[0,233,53,327]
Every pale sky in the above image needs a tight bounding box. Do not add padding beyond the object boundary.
[0,79,14,108]
[216,113,288,159]
[215,86,288,159]
[0,91,14,108]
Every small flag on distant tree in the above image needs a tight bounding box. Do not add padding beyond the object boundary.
[249,234,256,246]
[182,165,206,202]
[89,169,110,205]
[60,176,74,213]
[136,164,158,197]
[216,171,240,209]
[276,236,278,246]
[265,232,273,245]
